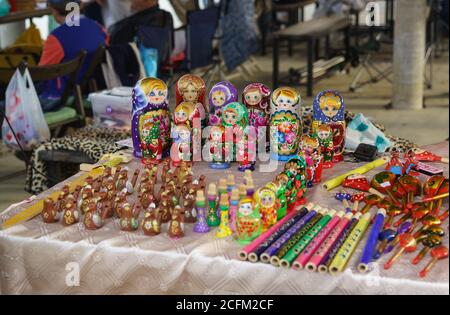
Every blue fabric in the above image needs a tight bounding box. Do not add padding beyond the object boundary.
[220,0,258,71]
[40,17,107,109]
[346,113,392,153]
[187,7,219,70]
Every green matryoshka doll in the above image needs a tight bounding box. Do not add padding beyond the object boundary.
[222,102,249,164]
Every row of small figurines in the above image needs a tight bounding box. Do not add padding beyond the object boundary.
[41,154,310,242]
[41,161,204,237]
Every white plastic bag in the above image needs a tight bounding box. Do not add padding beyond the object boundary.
[2,69,50,150]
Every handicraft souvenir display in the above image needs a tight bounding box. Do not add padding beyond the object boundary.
[269,87,302,161]
[132,77,171,165]
[21,75,448,282]
[312,90,346,164]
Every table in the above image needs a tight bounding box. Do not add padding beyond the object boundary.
[272,15,352,96]
[0,142,448,295]
[0,9,51,25]
[266,0,318,56]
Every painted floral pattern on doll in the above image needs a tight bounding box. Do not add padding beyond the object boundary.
[312,90,346,163]
[132,78,171,164]
[209,81,238,126]
[269,87,302,161]
[299,135,323,187]
[313,123,334,168]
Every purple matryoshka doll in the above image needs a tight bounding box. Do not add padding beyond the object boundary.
[312,90,346,164]
[132,77,171,165]
[242,83,271,142]
[209,81,238,126]
[269,87,302,161]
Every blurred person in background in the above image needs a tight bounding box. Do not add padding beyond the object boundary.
[38,0,108,111]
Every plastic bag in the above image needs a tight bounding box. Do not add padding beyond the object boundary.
[139,44,158,78]
[2,69,51,151]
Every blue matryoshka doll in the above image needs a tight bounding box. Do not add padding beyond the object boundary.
[312,90,346,163]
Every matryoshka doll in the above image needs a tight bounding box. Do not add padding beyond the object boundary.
[132,77,171,165]
[222,102,252,170]
[209,125,231,169]
[171,124,192,167]
[242,83,271,142]
[312,90,346,163]
[209,81,238,126]
[299,135,323,187]
[313,123,334,169]
[176,74,207,126]
[267,180,287,220]
[269,87,302,161]
[174,102,197,127]
[236,198,261,245]
[284,156,308,210]
[255,186,279,232]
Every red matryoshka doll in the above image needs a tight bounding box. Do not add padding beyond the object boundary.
[299,135,323,187]
[313,123,334,169]
[132,77,171,165]
[269,87,302,161]
[242,83,271,141]
[209,81,238,126]
[312,90,346,163]
[176,74,207,126]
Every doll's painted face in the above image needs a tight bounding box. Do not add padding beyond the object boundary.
[175,110,188,123]
[238,202,253,216]
[212,91,226,108]
[259,190,276,208]
[177,127,191,141]
[211,127,223,141]
[183,84,199,103]
[224,109,238,125]
[147,88,167,105]
[275,94,295,110]
[317,129,332,140]
[319,96,342,118]
[245,89,262,106]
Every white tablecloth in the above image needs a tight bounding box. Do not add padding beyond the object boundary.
[0,143,448,295]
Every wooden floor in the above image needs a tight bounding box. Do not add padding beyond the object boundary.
[0,45,448,212]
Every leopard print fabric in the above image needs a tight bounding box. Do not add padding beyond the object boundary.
[26,127,131,194]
